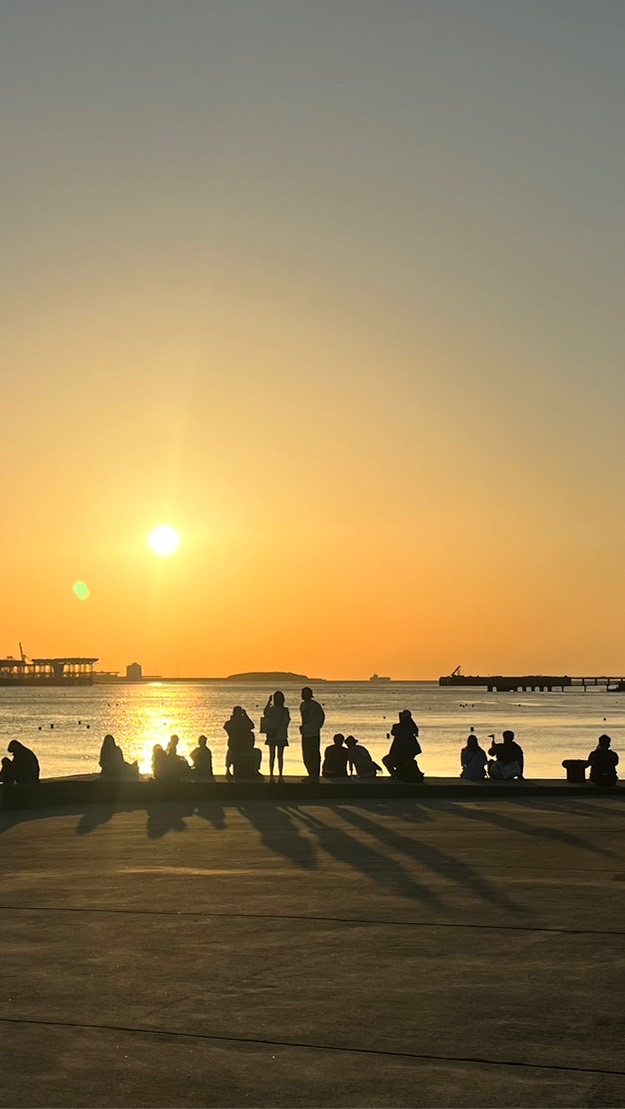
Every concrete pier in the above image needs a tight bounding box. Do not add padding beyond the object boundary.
[1,795,625,1106]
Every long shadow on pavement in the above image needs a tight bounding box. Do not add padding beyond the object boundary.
[330,802,521,914]
[235,803,317,870]
[0,800,228,839]
[279,803,449,910]
[454,798,618,859]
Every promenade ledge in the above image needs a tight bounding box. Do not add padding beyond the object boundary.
[2,774,623,810]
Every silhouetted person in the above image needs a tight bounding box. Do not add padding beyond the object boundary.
[224,707,262,779]
[152,743,168,780]
[262,690,290,780]
[345,735,382,778]
[6,740,40,784]
[588,734,619,787]
[382,710,423,781]
[488,730,524,780]
[166,735,180,757]
[460,733,488,781]
[162,734,191,780]
[99,734,139,779]
[0,756,15,784]
[322,734,349,778]
[300,687,325,781]
[190,735,214,778]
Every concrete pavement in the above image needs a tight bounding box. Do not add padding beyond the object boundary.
[1,796,625,1107]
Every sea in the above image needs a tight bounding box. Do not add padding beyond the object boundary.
[0,680,623,780]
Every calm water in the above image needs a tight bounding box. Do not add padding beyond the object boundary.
[0,681,623,780]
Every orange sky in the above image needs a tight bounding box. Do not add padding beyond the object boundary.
[3,2,625,677]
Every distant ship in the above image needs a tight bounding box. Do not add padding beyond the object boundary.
[369,674,391,682]
[0,647,98,686]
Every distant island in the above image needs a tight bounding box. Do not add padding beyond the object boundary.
[225,671,320,683]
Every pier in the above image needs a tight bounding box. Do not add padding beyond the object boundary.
[439,672,625,692]
[0,656,98,686]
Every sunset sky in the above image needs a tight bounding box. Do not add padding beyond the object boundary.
[2,0,625,678]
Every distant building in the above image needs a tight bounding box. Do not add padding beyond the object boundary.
[126,662,142,681]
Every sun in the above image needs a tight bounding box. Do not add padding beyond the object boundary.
[148,525,180,557]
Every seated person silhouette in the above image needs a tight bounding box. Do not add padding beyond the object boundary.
[322,734,349,778]
[6,740,40,784]
[460,733,488,781]
[151,743,168,780]
[382,710,423,781]
[588,734,619,787]
[224,707,262,779]
[161,734,192,780]
[487,731,524,780]
[0,756,16,784]
[190,735,214,778]
[345,735,382,778]
[99,734,139,779]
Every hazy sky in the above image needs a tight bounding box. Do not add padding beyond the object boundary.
[2,0,625,677]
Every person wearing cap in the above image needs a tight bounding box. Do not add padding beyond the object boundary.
[300,687,325,781]
[345,735,382,779]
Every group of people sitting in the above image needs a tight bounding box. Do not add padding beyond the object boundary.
[100,733,215,781]
[460,729,620,787]
[460,730,525,781]
[151,735,214,780]
[322,734,383,779]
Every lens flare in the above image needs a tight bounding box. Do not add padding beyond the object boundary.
[148,526,180,557]
[72,580,90,601]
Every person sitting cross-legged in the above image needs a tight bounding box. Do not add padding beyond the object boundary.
[487,731,524,780]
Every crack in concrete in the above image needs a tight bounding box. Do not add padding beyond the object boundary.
[0,1014,624,1079]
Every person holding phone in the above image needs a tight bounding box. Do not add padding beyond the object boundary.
[262,690,290,781]
[487,730,524,780]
